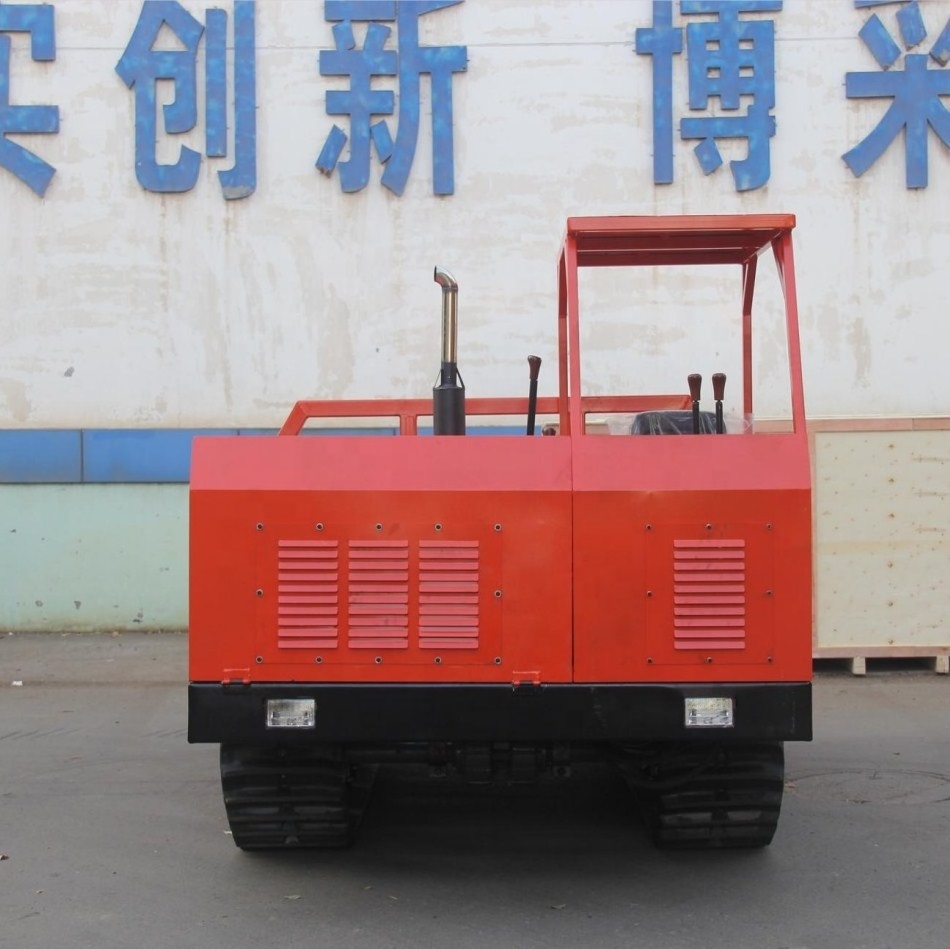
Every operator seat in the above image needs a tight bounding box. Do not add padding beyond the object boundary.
[630,411,718,435]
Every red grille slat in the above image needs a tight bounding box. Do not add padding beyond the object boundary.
[419,612,478,630]
[278,548,337,556]
[278,615,338,626]
[420,581,479,593]
[420,604,478,616]
[350,593,409,604]
[674,568,744,579]
[350,580,409,597]
[278,605,339,616]
[349,604,410,616]
[278,595,338,605]
[677,640,745,650]
[277,571,339,582]
[418,551,478,560]
[419,640,479,649]
[276,637,340,648]
[673,577,745,593]
[420,594,478,605]
[674,607,745,618]
[349,569,409,580]
[419,571,482,583]
[349,637,411,649]
[420,539,478,548]
[674,539,744,548]
[350,540,410,549]
[350,547,410,554]
[420,560,480,572]
[276,583,338,593]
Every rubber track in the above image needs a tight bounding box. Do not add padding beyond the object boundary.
[628,741,785,850]
[650,741,785,850]
[220,745,374,850]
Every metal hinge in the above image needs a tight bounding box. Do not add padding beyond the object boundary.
[222,670,251,692]
[512,671,541,691]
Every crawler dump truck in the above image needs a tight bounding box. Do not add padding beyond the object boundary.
[188,215,812,850]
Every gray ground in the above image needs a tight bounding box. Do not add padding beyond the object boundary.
[1,632,948,949]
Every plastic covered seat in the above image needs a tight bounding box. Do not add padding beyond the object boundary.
[630,410,718,435]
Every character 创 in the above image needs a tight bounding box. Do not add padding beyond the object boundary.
[115,0,256,199]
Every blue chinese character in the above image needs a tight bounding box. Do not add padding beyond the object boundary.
[843,1,950,189]
[316,0,468,195]
[0,3,59,197]
[116,0,257,198]
[635,0,782,192]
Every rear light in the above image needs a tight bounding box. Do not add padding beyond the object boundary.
[684,696,734,728]
[266,698,316,729]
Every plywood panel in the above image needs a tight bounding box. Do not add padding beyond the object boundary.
[815,432,950,651]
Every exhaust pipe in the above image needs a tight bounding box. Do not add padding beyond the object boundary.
[433,266,465,435]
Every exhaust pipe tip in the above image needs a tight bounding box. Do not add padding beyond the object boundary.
[433,265,457,291]
[434,264,460,370]
[432,265,464,435]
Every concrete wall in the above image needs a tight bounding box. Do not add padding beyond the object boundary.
[1,485,186,632]
[2,0,949,650]
[2,0,949,425]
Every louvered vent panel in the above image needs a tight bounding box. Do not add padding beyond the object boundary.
[347,541,410,649]
[672,539,746,650]
[277,540,339,649]
[419,540,480,650]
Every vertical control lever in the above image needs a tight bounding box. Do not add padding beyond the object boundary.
[526,355,541,436]
[712,372,726,434]
[688,373,702,434]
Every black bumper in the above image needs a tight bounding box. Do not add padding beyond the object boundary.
[188,681,811,745]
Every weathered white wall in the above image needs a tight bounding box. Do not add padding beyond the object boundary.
[3,0,950,428]
[2,1,949,649]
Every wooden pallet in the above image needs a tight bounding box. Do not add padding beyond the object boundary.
[813,647,949,676]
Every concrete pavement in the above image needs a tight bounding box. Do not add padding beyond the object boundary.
[1,632,948,949]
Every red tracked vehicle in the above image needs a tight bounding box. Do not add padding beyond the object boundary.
[188,214,812,850]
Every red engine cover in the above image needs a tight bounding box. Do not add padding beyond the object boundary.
[190,435,574,685]
[190,428,810,687]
